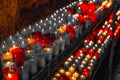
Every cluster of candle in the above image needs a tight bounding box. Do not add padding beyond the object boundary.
[114,9,120,40]
[51,12,114,80]
[66,0,113,26]
[0,0,113,80]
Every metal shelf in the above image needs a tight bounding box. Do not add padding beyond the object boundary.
[30,5,113,80]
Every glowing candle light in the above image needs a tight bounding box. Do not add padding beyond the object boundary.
[65,71,72,78]
[43,47,53,62]
[64,61,70,69]
[72,72,79,78]
[2,67,19,80]
[81,68,90,78]
[4,61,15,68]
[68,66,75,73]
[55,73,61,78]
[27,37,36,45]
[2,51,13,60]
[58,68,65,75]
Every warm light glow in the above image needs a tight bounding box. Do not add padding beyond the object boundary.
[44,47,53,51]
[2,51,13,60]
[59,68,65,75]
[27,37,36,45]
[55,73,61,77]
[8,73,12,78]
[68,66,75,73]
[5,61,15,67]
[80,64,84,68]
[65,71,72,78]
[72,72,79,78]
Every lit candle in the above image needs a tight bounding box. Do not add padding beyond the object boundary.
[2,51,13,60]
[53,40,60,56]
[81,68,90,79]
[78,64,85,72]
[76,7,82,13]
[58,68,65,75]
[70,76,77,80]
[68,66,75,73]
[19,40,28,49]
[28,59,38,75]
[63,61,70,69]
[21,28,28,37]
[58,37,65,51]
[61,33,70,46]
[78,75,86,80]
[55,72,61,78]
[4,61,15,68]
[27,37,36,45]
[36,53,46,68]
[9,46,25,64]
[57,25,66,34]
[72,72,79,78]
[25,50,35,60]
[65,71,72,78]
[19,66,29,80]
[43,47,53,62]
[2,67,19,80]
[51,77,57,80]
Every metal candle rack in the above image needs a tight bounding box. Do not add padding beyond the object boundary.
[30,5,113,80]
[0,2,114,80]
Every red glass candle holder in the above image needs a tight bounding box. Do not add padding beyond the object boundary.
[10,46,25,64]
[2,67,19,80]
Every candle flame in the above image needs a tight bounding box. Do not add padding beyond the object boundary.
[44,48,52,51]
[8,73,12,78]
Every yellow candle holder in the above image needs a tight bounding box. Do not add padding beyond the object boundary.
[58,68,65,75]
[9,45,20,53]
[57,25,66,34]
[4,61,15,67]
[68,66,75,73]
[51,77,57,80]
[80,75,85,79]
[2,51,13,60]
[70,76,77,80]
[65,71,72,78]
[27,37,36,45]
[72,72,79,78]
[85,55,91,59]
[55,73,61,78]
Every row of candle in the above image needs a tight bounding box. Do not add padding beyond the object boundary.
[114,9,120,40]
[51,12,114,80]
[0,0,113,80]
[0,0,107,66]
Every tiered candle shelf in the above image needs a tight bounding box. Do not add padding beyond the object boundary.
[0,0,114,80]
